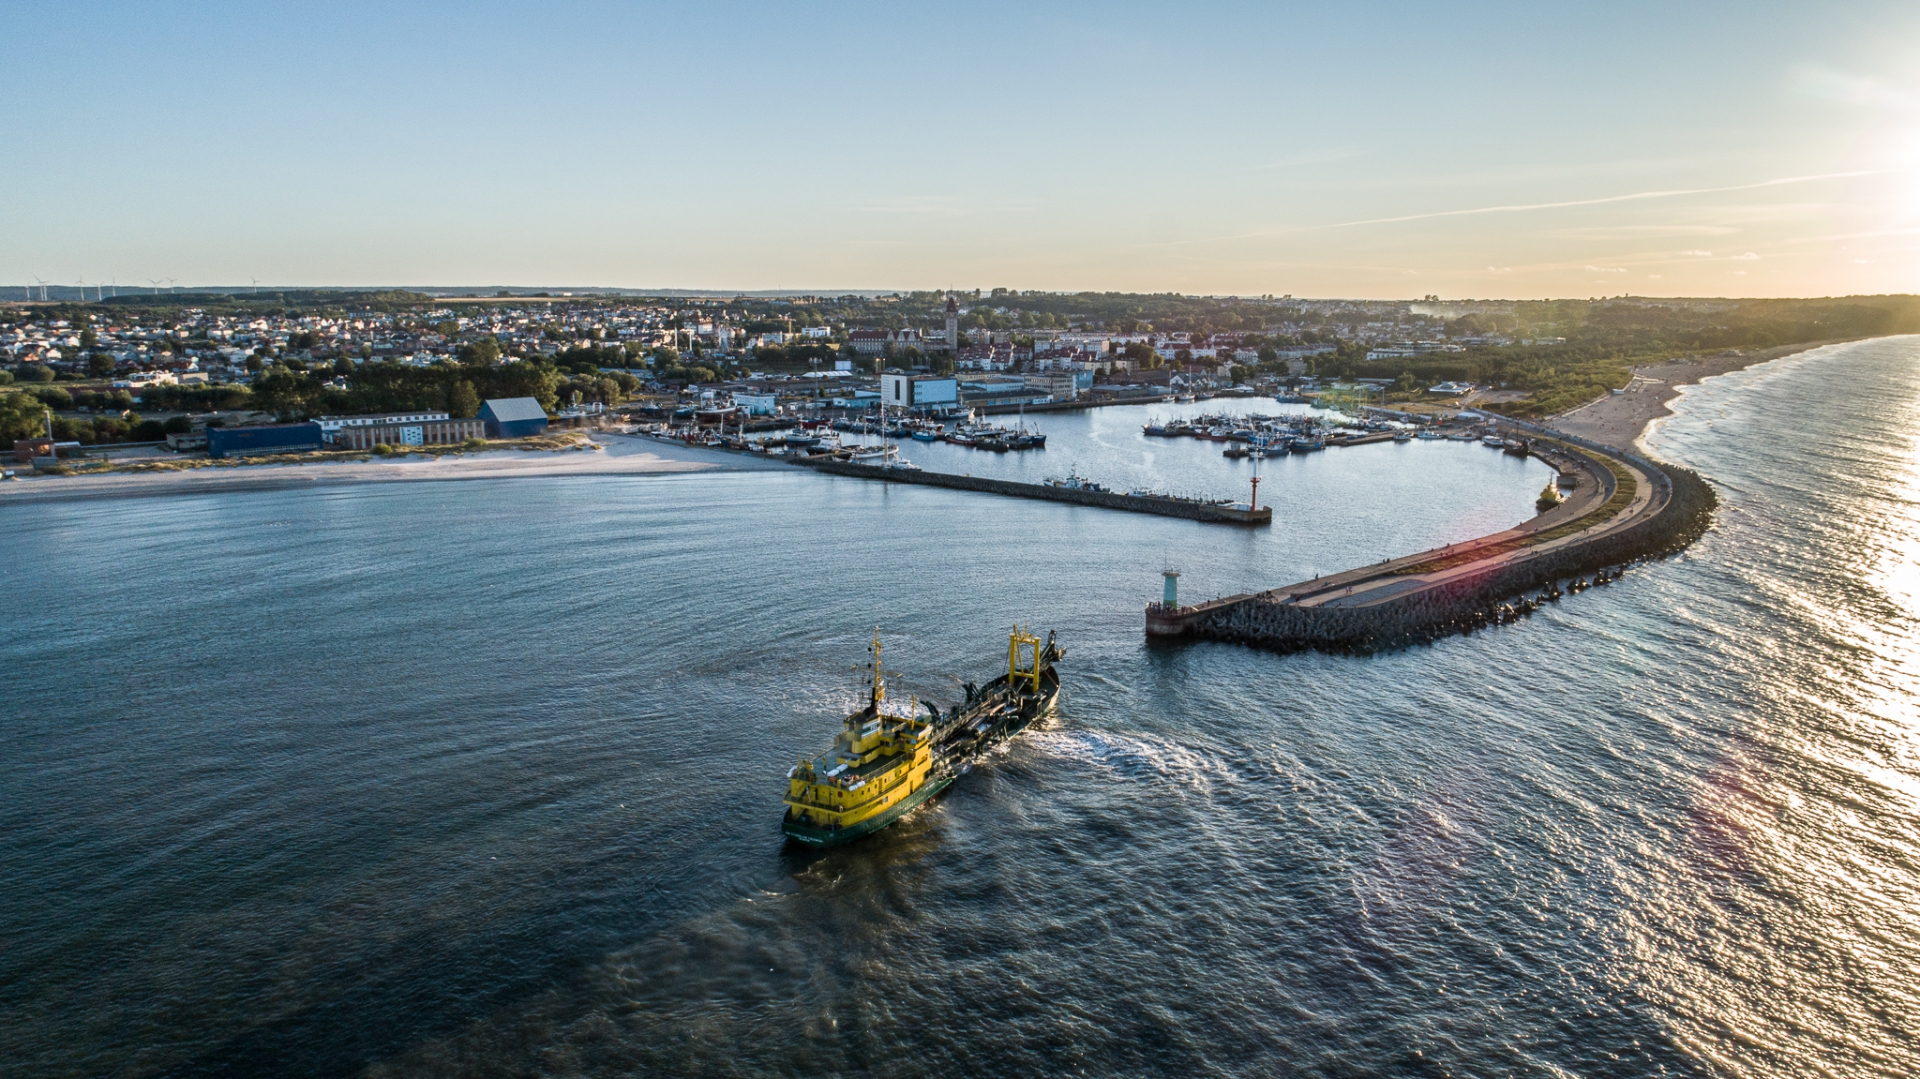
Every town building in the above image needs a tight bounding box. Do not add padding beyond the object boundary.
[732,391,779,415]
[480,397,550,438]
[334,417,485,450]
[960,377,1048,407]
[207,423,326,459]
[318,411,451,443]
[879,373,959,410]
[846,328,925,356]
[1023,372,1083,401]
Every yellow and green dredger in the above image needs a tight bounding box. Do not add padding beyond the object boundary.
[782,626,1063,846]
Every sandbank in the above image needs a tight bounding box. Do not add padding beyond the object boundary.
[1548,340,1854,451]
[0,433,789,506]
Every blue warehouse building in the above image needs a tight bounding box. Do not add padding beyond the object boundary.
[206,422,325,459]
[480,397,550,439]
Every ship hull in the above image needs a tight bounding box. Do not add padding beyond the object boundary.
[783,772,955,847]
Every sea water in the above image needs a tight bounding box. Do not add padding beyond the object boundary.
[4,341,1916,1076]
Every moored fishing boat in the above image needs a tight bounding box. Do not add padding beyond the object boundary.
[1044,468,1107,492]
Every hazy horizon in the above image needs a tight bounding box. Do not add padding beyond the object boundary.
[6,1,1917,300]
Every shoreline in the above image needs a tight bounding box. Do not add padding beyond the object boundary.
[1547,338,1859,451]
[0,434,788,506]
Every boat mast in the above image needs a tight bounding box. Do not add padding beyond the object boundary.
[1008,625,1042,693]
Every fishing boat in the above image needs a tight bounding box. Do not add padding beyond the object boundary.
[911,428,943,442]
[1044,468,1107,492]
[782,628,1063,847]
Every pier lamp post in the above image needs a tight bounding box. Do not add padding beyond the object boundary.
[1250,475,1260,513]
[1162,569,1180,608]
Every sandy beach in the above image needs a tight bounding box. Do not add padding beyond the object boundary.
[1549,340,1853,451]
[0,433,790,505]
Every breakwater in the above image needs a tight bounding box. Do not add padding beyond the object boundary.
[1149,443,1716,653]
[795,458,1272,525]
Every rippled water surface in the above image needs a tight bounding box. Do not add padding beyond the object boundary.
[5,341,1919,1077]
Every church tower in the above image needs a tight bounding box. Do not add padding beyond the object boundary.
[945,292,959,352]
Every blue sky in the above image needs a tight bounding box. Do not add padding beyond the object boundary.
[4,1,1917,297]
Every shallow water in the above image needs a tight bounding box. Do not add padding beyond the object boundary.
[4,341,1918,1077]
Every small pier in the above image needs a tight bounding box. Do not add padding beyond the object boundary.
[796,459,1273,525]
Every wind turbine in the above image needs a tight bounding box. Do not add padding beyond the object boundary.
[251,277,262,295]
[34,276,49,302]
[77,276,88,302]
[166,277,177,295]
[148,278,162,296]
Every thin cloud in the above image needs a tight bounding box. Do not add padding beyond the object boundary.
[1254,146,1363,171]
[1314,170,1882,230]
[1583,266,1628,273]
[1556,224,1738,238]
[1732,252,1761,260]
[1678,249,1714,257]
[1790,66,1920,111]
